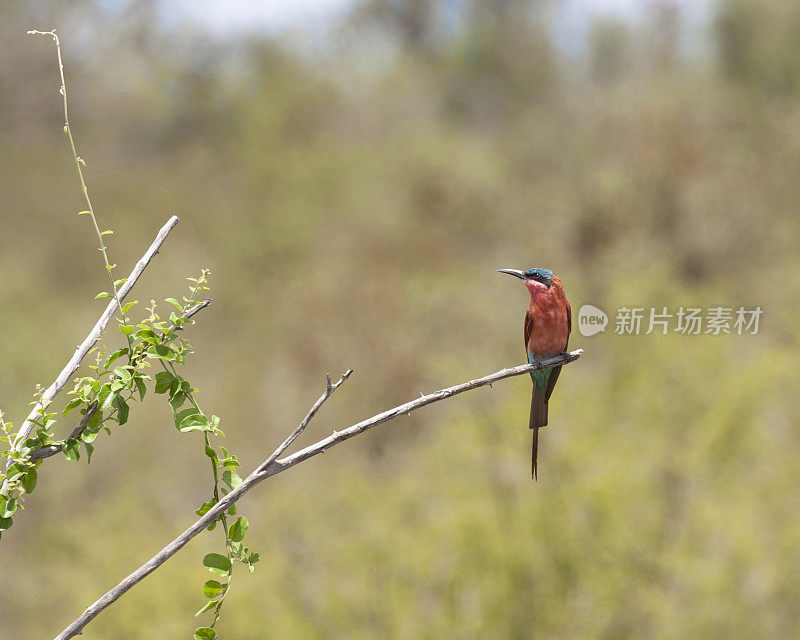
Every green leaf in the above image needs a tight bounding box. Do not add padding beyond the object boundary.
[98,385,116,411]
[21,468,38,494]
[122,300,138,314]
[5,464,25,482]
[229,516,249,542]
[202,553,231,576]
[110,380,125,393]
[101,229,113,236]
[174,407,201,429]
[195,499,217,516]
[154,371,174,394]
[222,469,242,490]
[113,396,129,426]
[112,366,133,384]
[1,496,17,518]
[169,392,186,411]
[194,600,218,616]
[134,375,147,401]
[85,442,94,464]
[178,411,211,433]
[95,292,111,299]
[104,347,129,369]
[86,408,103,430]
[63,398,83,416]
[146,344,177,361]
[81,429,98,443]
[134,328,159,345]
[165,297,183,312]
[63,438,80,462]
[203,580,225,598]
[119,324,135,336]
[194,626,217,639]
[0,517,12,531]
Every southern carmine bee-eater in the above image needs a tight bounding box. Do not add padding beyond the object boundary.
[498,267,571,480]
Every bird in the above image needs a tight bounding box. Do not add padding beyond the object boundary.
[498,267,571,480]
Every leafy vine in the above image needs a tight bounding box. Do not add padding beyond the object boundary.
[0,29,256,640]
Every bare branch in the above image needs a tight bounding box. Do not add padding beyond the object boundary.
[258,369,353,473]
[261,350,582,478]
[53,350,580,640]
[10,216,180,455]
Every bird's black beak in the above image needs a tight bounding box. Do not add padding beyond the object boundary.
[497,268,526,279]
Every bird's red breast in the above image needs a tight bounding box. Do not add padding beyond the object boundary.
[524,274,571,356]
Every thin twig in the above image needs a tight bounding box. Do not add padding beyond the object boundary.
[259,350,583,479]
[257,369,353,473]
[9,215,180,455]
[53,350,581,640]
[168,298,212,332]
[28,30,130,332]
[27,403,98,462]
[28,297,213,463]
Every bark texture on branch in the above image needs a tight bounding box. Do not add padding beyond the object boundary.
[10,215,180,454]
[53,349,581,640]
[260,350,583,478]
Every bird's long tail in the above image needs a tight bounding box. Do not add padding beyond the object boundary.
[529,379,548,481]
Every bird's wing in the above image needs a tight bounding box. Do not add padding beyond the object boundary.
[543,299,572,402]
[544,364,561,401]
[524,309,534,352]
[565,299,572,350]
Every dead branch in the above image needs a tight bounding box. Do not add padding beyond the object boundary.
[53,349,581,640]
[10,215,180,454]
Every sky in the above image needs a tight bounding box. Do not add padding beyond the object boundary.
[148,0,716,44]
[94,0,717,57]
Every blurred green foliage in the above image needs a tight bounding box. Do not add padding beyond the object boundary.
[1,0,799,638]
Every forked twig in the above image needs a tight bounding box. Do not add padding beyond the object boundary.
[6,216,180,466]
[54,350,581,640]
[257,369,353,473]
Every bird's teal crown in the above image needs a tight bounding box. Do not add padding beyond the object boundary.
[524,267,554,287]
